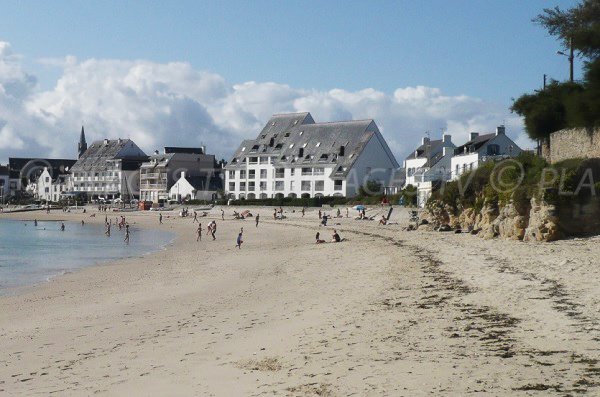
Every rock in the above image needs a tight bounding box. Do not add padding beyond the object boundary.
[523,197,562,242]
[438,224,452,232]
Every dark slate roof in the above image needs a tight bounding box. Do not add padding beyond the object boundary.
[454,133,496,155]
[0,165,9,176]
[185,175,223,191]
[8,158,77,180]
[71,139,147,172]
[164,147,205,154]
[226,112,398,177]
[405,139,444,161]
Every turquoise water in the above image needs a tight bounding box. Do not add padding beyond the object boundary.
[0,219,174,294]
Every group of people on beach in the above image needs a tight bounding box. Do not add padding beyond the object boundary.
[315,229,344,244]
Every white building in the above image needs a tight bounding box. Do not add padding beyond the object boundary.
[36,167,72,202]
[70,138,148,201]
[450,126,522,180]
[169,171,221,202]
[139,147,221,203]
[224,112,399,199]
[403,135,455,187]
[0,165,9,204]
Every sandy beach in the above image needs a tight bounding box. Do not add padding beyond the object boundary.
[1,206,600,396]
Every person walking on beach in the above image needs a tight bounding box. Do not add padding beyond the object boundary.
[221,209,224,221]
[60,222,65,232]
[255,213,260,228]
[318,209,322,219]
[124,225,130,244]
[208,220,217,240]
[302,207,305,217]
[105,221,111,237]
[159,213,163,224]
[193,211,198,223]
[198,222,204,240]
[236,227,243,249]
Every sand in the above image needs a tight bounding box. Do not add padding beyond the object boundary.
[1,205,599,396]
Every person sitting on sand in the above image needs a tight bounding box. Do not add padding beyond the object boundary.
[379,215,387,225]
[315,232,325,244]
[321,214,328,226]
[331,229,343,243]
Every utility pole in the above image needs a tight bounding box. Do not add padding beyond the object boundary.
[543,74,547,89]
[569,37,574,82]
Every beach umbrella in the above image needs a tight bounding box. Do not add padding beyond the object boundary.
[353,205,366,211]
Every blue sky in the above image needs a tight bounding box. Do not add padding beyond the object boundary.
[0,0,582,161]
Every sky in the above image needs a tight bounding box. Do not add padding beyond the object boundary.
[0,0,581,164]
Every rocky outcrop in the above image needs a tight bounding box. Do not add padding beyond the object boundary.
[422,196,561,242]
[523,197,561,242]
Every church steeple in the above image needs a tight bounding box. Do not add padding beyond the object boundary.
[78,126,87,158]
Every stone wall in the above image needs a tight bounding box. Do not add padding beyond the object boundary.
[549,127,600,164]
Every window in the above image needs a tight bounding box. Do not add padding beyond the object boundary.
[290,181,295,190]
[248,181,255,191]
[284,132,290,137]
[290,168,295,176]
[302,167,312,176]
[260,169,267,179]
[240,182,246,190]
[249,157,258,164]
[228,170,235,179]
[275,168,285,178]
[259,181,267,191]
[274,181,284,191]
[260,157,268,164]
[249,170,256,178]
[334,180,343,191]
[315,142,321,147]
[313,168,324,176]
[250,145,259,152]
[487,144,500,156]
[229,182,235,191]
[301,181,311,191]
[45,177,50,182]
[274,143,283,150]
[240,170,246,179]
[315,181,324,191]
[299,131,303,136]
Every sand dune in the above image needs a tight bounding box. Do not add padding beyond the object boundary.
[1,206,599,396]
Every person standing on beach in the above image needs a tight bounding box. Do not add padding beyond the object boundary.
[124,225,130,244]
[302,207,305,217]
[60,222,65,231]
[236,227,243,249]
[318,209,322,219]
[81,220,85,226]
[346,208,349,218]
[196,223,202,242]
[255,213,260,227]
[193,211,198,223]
[105,221,111,237]
[221,209,224,221]
[159,213,163,224]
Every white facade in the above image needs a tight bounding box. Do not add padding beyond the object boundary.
[37,168,71,202]
[169,172,219,201]
[70,139,147,200]
[451,127,522,180]
[404,135,455,187]
[225,113,398,199]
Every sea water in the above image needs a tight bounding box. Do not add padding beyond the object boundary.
[0,219,174,294]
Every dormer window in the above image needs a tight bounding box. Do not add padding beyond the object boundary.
[299,131,303,136]
[289,143,294,148]
[302,143,307,148]
[284,132,290,137]
[275,143,283,150]
[315,142,321,147]
[241,147,246,152]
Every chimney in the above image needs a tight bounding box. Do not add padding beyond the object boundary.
[103,139,109,145]
[181,171,186,179]
[422,137,430,145]
[442,147,448,156]
[200,145,206,155]
[442,134,452,144]
[338,145,345,156]
[469,132,479,141]
[496,125,505,135]
[154,150,159,155]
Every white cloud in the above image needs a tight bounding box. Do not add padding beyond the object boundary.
[0,41,530,164]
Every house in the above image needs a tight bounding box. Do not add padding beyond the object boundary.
[450,126,522,180]
[0,165,8,203]
[403,135,455,187]
[139,147,221,203]
[224,112,399,199]
[7,157,77,198]
[70,136,148,201]
[36,167,72,202]
[169,171,222,202]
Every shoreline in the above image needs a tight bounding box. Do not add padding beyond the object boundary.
[2,206,600,395]
[0,212,178,297]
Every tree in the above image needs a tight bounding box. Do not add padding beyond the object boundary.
[358,180,382,196]
[512,1,600,139]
